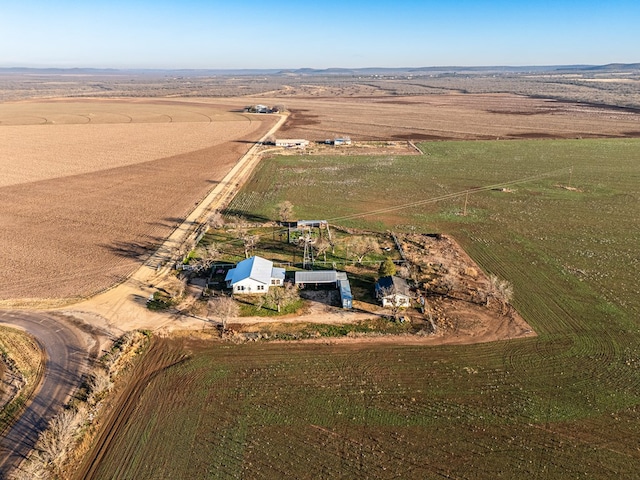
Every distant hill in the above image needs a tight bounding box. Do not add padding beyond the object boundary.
[1,64,638,77]
[568,63,640,71]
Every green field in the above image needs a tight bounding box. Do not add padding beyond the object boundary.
[82,139,640,478]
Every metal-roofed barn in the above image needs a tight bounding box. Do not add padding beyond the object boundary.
[294,270,352,309]
[294,270,337,286]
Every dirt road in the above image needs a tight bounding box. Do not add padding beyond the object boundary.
[66,114,288,332]
[0,311,99,478]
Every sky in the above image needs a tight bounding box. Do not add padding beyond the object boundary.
[1,0,638,69]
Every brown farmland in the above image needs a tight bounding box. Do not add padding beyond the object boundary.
[0,99,275,302]
[3,90,640,304]
[214,93,640,141]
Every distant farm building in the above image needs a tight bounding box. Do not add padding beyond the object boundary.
[225,256,285,294]
[294,270,353,309]
[324,137,352,146]
[276,139,309,149]
[288,220,331,244]
[375,276,411,308]
[245,104,277,113]
[295,220,328,229]
[334,137,352,146]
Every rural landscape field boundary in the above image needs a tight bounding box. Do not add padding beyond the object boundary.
[1,66,639,478]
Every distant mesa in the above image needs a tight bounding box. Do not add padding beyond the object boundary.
[2,63,639,77]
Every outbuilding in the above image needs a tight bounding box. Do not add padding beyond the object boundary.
[334,137,352,146]
[275,139,310,149]
[294,270,338,287]
[336,272,353,309]
[295,270,353,309]
[375,276,411,308]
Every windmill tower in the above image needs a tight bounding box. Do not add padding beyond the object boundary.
[302,232,315,269]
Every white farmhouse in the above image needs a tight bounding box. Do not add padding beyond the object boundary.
[225,256,285,294]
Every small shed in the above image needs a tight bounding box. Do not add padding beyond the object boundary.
[275,139,310,149]
[334,137,352,146]
[295,220,328,229]
[336,272,353,309]
[375,276,411,308]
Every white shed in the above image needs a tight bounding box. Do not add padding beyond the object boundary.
[275,139,309,148]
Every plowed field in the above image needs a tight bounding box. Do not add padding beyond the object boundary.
[0,99,276,301]
[74,336,640,479]
[214,93,640,141]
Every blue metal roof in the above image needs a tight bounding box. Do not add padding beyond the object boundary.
[226,256,274,285]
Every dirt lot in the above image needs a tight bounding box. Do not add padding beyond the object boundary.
[213,93,640,141]
[0,99,276,302]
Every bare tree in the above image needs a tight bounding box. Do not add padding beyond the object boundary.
[192,242,220,272]
[37,408,84,471]
[440,272,460,297]
[162,275,186,300]
[209,296,239,330]
[87,369,112,404]
[423,297,437,333]
[314,237,331,263]
[190,257,211,274]
[276,200,295,224]
[348,236,380,265]
[396,264,412,280]
[486,274,513,314]
[234,223,260,259]
[265,283,299,313]
[241,234,260,259]
[377,285,407,321]
[173,244,189,263]
[206,211,224,229]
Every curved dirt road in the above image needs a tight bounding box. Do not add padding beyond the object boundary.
[0,311,95,478]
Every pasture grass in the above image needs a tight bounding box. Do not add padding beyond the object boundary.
[85,138,640,478]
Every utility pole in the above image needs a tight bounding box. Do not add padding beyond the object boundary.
[568,166,574,188]
[463,192,469,216]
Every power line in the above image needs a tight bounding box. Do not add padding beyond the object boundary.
[327,166,573,223]
[210,165,573,250]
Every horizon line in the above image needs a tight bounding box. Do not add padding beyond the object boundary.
[1,63,639,74]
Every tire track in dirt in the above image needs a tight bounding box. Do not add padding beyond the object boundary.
[76,338,189,480]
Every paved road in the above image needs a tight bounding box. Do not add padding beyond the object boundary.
[0,310,92,478]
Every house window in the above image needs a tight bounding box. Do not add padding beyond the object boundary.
[258,285,264,291]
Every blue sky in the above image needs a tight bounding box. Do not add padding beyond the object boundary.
[1,0,638,69]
